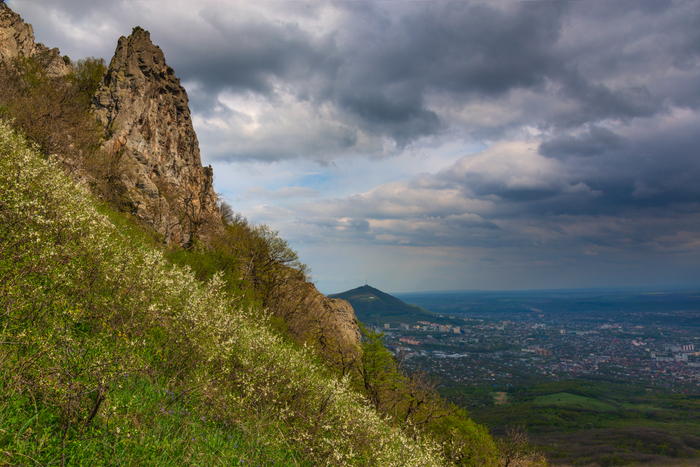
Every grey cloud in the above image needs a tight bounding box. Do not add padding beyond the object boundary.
[12,0,700,159]
[348,218,371,233]
[539,126,625,158]
[338,86,443,147]
[174,11,339,98]
[325,2,567,143]
[555,74,661,126]
[291,217,375,243]
[245,186,318,200]
[446,215,500,231]
[538,114,700,213]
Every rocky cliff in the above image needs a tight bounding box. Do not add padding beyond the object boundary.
[278,278,361,366]
[0,8,360,357]
[328,297,361,347]
[0,4,70,77]
[92,28,221,246]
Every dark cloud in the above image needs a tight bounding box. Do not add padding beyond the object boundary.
[555,74,661,127]
[325,2,567,143]
[348,218,370,233]
[174,10,339,97]
[12,0,700,155]
[537,113,700,215]
[539,126,625,159]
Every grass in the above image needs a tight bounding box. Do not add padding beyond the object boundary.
[1,378,308,466]
[620,403,660,412]
[533,392,617,412]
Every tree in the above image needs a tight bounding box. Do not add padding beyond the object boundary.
[0,56,103,164]
[66,57,106,105]
[356,324,403,411]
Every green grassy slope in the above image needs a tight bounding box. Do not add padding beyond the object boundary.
[0,121,448,466]
[533,392,617,411]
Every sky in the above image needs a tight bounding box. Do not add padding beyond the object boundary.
[8,0,700,294]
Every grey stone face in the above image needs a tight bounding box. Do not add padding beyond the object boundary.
[92,29,222,246]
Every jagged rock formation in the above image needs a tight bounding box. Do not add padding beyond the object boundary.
[272,271,360,358]
[0,4,70,77]
[297,283,362,367]
[92,28,221,246]
[310,288,361,348]
[1,7,360,356]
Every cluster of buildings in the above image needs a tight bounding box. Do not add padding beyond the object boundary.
[376,311,700,390]
[374,321,462,334]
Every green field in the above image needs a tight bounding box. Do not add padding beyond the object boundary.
[533,392,617,412]
[461,381,700,466]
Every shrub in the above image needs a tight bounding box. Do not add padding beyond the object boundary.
[0,57,103,161]
[66,57,106,105]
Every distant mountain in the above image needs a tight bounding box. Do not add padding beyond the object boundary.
[329,285,442,326]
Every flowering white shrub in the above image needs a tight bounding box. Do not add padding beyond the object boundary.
[0,119,447,466]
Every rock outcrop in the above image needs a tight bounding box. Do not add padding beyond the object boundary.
[328,297,361,349]
[1,7,360,356]
[92,28,222,246]
[273,270,361,357]
[310,288,361,349]
[0,4,70,77]
[294,282,362,366]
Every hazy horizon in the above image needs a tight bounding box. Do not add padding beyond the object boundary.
[332,283,700,298]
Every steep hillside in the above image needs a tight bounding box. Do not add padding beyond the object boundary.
[0,5,361,360]
[0,120,449,465]
[331,285,440,325]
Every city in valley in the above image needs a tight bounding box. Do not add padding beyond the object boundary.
[376,310,700,395]
[352,289,700,465]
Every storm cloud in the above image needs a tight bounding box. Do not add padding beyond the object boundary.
[8,0,700,292]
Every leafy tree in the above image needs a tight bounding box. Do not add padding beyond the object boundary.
[66,57,106,105]
[356,325,399,411]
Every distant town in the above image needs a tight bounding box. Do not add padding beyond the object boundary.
[369,309,700,392]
